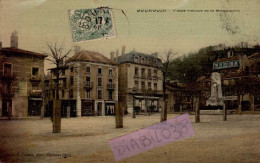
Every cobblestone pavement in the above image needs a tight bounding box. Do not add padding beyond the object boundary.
[0,113,260,163]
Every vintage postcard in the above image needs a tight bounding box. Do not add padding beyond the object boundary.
[0,0,260,162]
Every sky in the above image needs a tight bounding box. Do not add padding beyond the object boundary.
[0,0,260,71]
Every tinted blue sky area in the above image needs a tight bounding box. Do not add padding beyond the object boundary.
[0,0,259,70]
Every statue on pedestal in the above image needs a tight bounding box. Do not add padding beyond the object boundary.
[206,72,224,106]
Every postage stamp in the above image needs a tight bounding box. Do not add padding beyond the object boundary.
[68,7,116,43]
[109,113,195,161]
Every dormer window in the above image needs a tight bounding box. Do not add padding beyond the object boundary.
[154,59,157,65]
[141,58,144,63]
[134,56,139,63]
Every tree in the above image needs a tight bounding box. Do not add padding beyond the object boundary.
[44,42,72,133]
[160,50,176,122]
[236,76,260,112]
[168,44,227,83]
[0,73,17,120]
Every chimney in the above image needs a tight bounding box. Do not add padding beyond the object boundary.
[74,45,81,54]
[110,51,115,61]
[245,42,248,48]
[10,31,18,48]
[241,42,244,48]
[151,52,158,58]
[121,46,125,56]
[227,51,230,58]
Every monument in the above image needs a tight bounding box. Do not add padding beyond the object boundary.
[206,72,224,106]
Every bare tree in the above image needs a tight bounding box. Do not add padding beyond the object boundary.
[44,41,72,133]
[160,50,176,122]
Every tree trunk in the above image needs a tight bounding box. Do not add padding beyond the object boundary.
[41,85,45,119]
[195,97,200,123]
[223,102,227,121]
[238,95,243,115]
[53,99,61,133]
[161,81,167,122]
[115,102,123,128]
[8,102,12,120]
[160,101,167,122]
[53,68,61,133]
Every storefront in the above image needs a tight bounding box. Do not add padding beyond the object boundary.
[105,101,115,115]
[133,96,160,113]
[81,100,95,116]
[28,98,42,116]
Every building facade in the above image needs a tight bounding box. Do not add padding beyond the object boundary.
[0,32,47,117]
[199,49,260,111]
[117,51,163,114]
[49,50,118,117]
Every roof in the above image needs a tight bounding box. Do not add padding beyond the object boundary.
[117,50,162,66]
[215,56,240,62]
[67,50,115,65]
[248,52,260,60]
[126,51,159,59]
[0,47,47,57]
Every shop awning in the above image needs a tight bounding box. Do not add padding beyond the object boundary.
[105,100,116,103]
[134,96,160,100]
[29,98,42,101]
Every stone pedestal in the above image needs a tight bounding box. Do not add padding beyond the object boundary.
[206,72,224,107]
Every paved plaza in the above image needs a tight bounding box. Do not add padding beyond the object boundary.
[0,113,260,163]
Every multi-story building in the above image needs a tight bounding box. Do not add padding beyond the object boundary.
[117,50,163,114]
[49,49,118,117]
[0,31,47,117]
[199,48,260,112]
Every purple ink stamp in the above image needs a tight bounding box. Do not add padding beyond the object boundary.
[109,113,195,161]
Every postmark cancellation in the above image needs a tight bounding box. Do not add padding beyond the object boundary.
[68,8,116,43]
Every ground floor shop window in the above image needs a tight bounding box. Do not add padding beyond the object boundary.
[105,103,115,115]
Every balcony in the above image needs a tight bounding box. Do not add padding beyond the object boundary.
[134,74,139,78]
[84,82,93,89]
[49,83,67,89]
[141,75,146,79]
[147,75,152,80]
[152,76,158,80]
[130,88,163,95]
[0,74,16,81]
[0,87,15,98]
[107,83,115,90]
[30,75,42,82]
[29,90,42,97]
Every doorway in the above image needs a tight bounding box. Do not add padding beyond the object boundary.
[97,102,102,116]
[2,99,12,117]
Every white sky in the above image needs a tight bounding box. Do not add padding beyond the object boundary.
[0,0,260,72]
